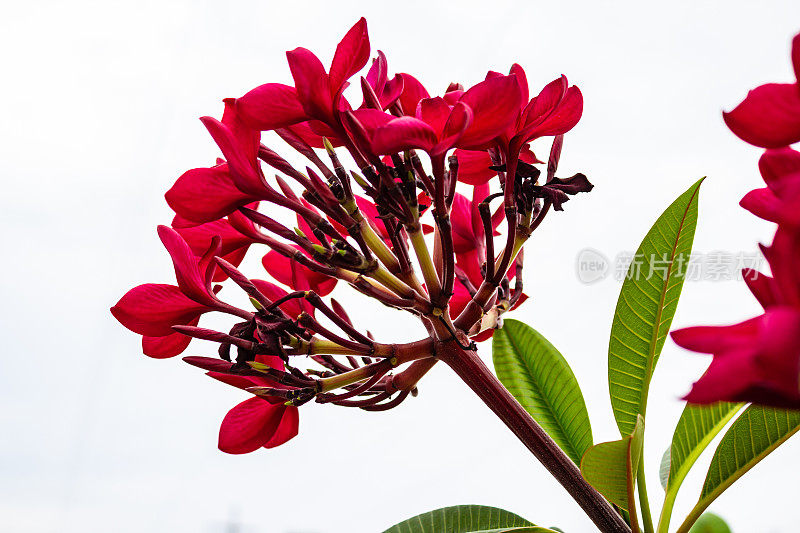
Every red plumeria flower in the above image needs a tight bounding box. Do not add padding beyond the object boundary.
[740,147,800,225]
[236,18,370,136]
[111,226,247,358]
[672,143,800,405]
[351,74,522,160]
[186,354,300,453]
[166,99,263,224]
[454,65,583,185]
[183,280,304,453]
[723,32,800,148]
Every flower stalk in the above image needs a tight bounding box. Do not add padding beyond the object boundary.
[438,341,631,533]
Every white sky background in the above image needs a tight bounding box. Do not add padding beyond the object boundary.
[2,0,800,531]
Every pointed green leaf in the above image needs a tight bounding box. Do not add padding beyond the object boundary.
[492,320,593,464]
[667,402,743,490]
[580,415,644,513]
[657,402,742,532]
[677,406,800,532]
[609,178,704,435]
[382,505,538,533]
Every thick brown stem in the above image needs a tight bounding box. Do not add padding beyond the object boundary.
[438,342,630,533]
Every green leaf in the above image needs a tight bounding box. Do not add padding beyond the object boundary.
[658,447,670,491]
[608,178,704,436]
[687,513,732,533]
[492,319,593,464]
[667,402,742,490]
[381,505,540,533]
[580,415,644,514]
[657,403,742,532]
[677,406,800,532]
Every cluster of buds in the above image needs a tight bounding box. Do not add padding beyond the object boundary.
[111,18,590,454]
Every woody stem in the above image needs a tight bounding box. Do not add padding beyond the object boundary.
[437,341,630,533]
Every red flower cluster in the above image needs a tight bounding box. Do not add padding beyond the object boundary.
[672,33,800,407]
[112,18,589,453]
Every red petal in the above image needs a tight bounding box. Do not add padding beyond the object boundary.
[397,73,430,116]
[793,32,800,83]
[264,406,300,448]
[455,149,495,185]
[158,226,218,305]
[166,164,258,224]
[671,317,760,354]
[754,309,800,397]
[237,83,307,131]
[739,187,782,222]
[742,268,777,309]
[455,250,484,289]
[457,75,522,150]
[510,63,529,105]
[723,83,800,148]
[218,397,286,454]
[435,102,473,156]
[365,50,388,95]
[221,98,260,164]
[450,193,479,253]
[684,347,758,404]
[417,97,452,135]
[381,74,404,110]
[520,85,583,141]
[329,18,370,94]
[758,147,800,196]
[111,284,208,337]
[142,331,193,359]
[525,76,567,124]
[448,279,473,319]
[200,117,264,196]
[372,116,437,154]
[287,47,333,122]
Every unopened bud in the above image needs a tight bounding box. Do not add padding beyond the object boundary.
[350,171,371,190]
[322,137,335,156]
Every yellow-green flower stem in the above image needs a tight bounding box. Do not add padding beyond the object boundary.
[289,339,368,357]
[342,197,401,273]
[318,359,396,393]
[370,264,419,300]
[316,338,436,393]
[409,227,440,299]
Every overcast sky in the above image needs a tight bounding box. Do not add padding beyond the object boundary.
[2,1,800,532]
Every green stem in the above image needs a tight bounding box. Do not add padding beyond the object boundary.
[637,462,654,533]
[657,489,678,533]
[409,228,441,299]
